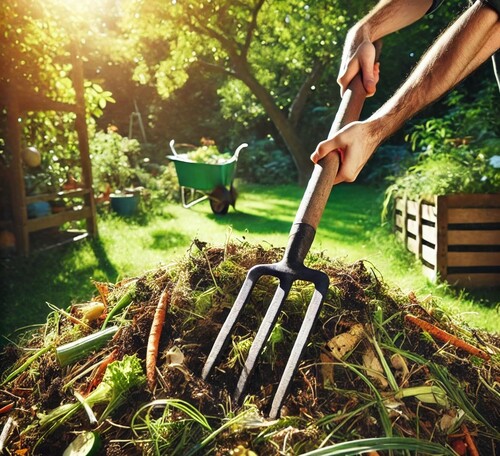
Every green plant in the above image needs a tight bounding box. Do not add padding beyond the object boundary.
[15,82,115,195]
[184,145,231,164]
[38,354,146,435]
[300,437,455,456]
[90,130,142,192]
[237,137,297,185]
[383,83,500,211]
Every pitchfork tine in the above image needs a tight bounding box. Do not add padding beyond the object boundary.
[201,265,264,380]
[234,276,293,403]
[269,279,328,419]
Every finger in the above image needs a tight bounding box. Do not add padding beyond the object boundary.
[367,62,381,97]
[310,144,345,165]
[337,58,360,97]
[360,60,377,97]
[374,61,380,83]
[310,149,323,164]
[356,42,378,96]
[310,142,328,164]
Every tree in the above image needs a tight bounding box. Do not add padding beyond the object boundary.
[121,0,352,184]
[0,0,115,187]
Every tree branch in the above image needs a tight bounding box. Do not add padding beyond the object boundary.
[242,0,266,58]
[189,10,239,58]
[196,59,237,78]
[289,60,324,128]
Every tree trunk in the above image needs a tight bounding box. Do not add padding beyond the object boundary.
[235,62,313,186]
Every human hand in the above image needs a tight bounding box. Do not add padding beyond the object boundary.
[337,39,380,97]
[310,120,381,184]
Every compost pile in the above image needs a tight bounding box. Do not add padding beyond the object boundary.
[1,241,499,455]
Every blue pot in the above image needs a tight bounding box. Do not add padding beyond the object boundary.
[110,193,139,216]
[27,201,51,218]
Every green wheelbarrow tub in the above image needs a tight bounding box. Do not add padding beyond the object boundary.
[167,155,238,191]
[168,141,248,213]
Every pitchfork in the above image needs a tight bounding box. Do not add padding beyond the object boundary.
[202,67,376,419]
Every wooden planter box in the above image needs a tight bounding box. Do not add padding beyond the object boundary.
[394,194,500,288]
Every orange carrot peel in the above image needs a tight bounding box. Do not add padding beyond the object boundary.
[461,424,480,456]
[404,314,490,361]
[86,349,118,394]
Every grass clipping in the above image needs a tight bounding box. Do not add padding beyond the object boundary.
[1,240,499,455]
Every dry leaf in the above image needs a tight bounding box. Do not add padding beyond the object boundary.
[391,353,409,386]
[326,323,365,360]
[362,343,388,389]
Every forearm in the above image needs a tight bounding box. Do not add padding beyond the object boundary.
[338,0,433,95]
[368,1,500,142]
[347,0,433,46]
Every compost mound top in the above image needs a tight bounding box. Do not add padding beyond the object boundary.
[1,240,499,455]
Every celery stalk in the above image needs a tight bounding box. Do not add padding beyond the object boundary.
[56,326,119,367]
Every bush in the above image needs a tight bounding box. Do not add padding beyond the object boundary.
[90,130,142,192]
[358,144,413,185]
[383,83,500,212]
[236,137,297,184]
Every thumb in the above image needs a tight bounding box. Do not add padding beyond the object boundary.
[358,45,377,96]
[310,139,343,164]
[337,58,360,97]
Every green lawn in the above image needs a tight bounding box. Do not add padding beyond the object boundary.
[1,182,498,343]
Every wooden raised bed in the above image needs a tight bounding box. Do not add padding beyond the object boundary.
[394,194,500,288]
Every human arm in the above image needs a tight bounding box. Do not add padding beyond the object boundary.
[338,0,434,96]
[312,0,500,184]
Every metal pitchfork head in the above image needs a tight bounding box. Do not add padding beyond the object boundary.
[202,62,377,419]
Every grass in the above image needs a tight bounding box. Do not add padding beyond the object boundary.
[1,182,498,343]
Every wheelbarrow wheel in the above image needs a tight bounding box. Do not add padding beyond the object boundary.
[209,185,232,215]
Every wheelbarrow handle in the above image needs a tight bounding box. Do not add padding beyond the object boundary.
[293,41,382,232]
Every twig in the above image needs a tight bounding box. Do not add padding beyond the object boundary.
[0,416,16,453]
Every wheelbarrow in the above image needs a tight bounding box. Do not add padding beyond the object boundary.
[168,140,248,215]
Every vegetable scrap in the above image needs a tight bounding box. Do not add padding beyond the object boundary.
[0,240,498,455]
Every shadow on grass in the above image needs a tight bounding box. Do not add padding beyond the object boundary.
[150,229,192,250]
[208,209,293,235]
[208,183,382,242]
[90,238,119,281]
[0,238,118,345]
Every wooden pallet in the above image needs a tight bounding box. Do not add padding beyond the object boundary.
[394,194,500,288]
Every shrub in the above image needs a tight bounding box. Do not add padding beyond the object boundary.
[236,137,297,185]
[90,130,142,192]
[383,83,500,213]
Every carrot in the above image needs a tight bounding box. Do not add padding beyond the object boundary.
[0,402,14,415]
[85,349,118,394]
[405,314,490,361]
[461,424,480,456]
[146,286,170,390]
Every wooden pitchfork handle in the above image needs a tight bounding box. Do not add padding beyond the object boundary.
[293,41,382,233]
